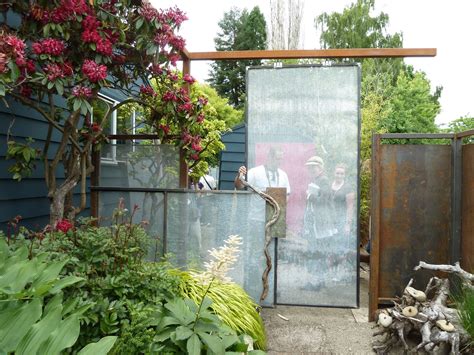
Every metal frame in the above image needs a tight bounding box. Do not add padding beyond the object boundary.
[369,131,474,320]
[245,64,361,308]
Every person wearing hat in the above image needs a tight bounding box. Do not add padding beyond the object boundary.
[303,155,335,247]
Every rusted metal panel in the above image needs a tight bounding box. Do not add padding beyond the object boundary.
[369,135,382,321]
[462,144,474,272]
[377,145,452,301]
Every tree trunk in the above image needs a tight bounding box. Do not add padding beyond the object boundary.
[49,177,79,227]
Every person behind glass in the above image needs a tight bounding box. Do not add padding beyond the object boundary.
[198,169,217,190]
[331,164,355,237]
[303,156,334,245]
[234,146,291,195]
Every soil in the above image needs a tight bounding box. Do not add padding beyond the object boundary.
[261,263,376,354]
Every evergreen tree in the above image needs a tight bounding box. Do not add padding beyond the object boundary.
[208,7,266,109]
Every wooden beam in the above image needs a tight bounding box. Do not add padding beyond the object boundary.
[186,48,436,61]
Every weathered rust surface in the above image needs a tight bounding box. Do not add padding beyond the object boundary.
[462,144,474,272]
[378,145,451,299]
[265,187,287,238]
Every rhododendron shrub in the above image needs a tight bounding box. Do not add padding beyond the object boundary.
[0,0,209,225]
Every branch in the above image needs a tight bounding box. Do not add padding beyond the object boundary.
[8,92,82,152]
[415,261,474,288]
[237,176,281,303]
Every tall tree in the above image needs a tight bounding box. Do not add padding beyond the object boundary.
[208,7,267,109]
[269,0,304,50]
[314,0,442,245]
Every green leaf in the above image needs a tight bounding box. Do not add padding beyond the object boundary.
[220,334,239,350]
[37,314,80,355]
[136,18,144,30]
[73,98,82,112]
[186,333,201,355]
[22,149,30,162]
[153,328,174,343]
[158,316,181,328]
[15,305,62,355]
[0,83,5,97]
[31,259,67,289]
[0,298,42,352]
[198,332,225,355]
[249,351,267,355]
[77,336,118,355]
[55,81,64,96]
[199,296,213,313]
[174,325,193,341]
[44,293,64,315]
[164,298,195,326]
[49,276,84,294]
[47,81,54,90]
[8,61,20,82]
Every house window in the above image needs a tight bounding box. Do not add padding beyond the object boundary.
[92,94,135,162]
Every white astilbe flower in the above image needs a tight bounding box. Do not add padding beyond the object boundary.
[193,235,243,284]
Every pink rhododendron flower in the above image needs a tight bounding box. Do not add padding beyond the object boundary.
[167,71,178,81]
[44,63,65,81]
[72,85,93,98]
[160,124,170,135]
[139,1,159,21]
[82,59,107,82]
[198,97,208,106]
[190,153,199,161]
[20,85,32,98]
[151,63,163,75]
[167,53,180,66]
[32,38,65,56]
[178,102,193,114]
[163,91,178,102]
[0,53,8,73]
[56,219,73,233]
[196,113,205,123]
[140,85,156,96]
[96,38,113,56]
[183,74,195,84]
[169,35,185,51]
[165,7,188,26]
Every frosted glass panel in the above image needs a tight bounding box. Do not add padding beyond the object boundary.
[98,191,165,261]
[247,65,359,307]
[100,143,179,188]
[166,192,274,306]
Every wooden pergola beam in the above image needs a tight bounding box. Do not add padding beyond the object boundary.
[184,48,436,61]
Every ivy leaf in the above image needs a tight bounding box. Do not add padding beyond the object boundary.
[8,61,20,82]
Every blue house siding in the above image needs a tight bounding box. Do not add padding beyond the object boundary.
[0,95,91,230]
[218,124,246,190]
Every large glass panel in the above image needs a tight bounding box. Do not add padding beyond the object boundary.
[98,191,165,261]
[100,143,179,189]
[166,191,274,306]
[247,65,359,307]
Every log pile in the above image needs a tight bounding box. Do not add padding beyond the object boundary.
[372,262,473,354]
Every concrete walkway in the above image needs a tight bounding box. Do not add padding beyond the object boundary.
[261,263,375,354]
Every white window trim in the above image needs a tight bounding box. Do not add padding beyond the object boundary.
[96,94,119,164]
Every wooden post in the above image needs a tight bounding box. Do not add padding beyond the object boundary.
[179,56,191,188]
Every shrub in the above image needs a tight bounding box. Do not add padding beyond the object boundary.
[0,238,117,354]
[176,271,266,350]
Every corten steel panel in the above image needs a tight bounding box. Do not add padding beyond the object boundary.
[378,145,451,299]
[462,144,474,272]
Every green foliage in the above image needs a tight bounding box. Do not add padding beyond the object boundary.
[0,238,117,354]
[176,270,266,350]
[442,116,474,143]
[6,138,39,181]
[380,71,440,134]
[208,6,267,109]
[454,287,474,347]
[150,296,258,354]
[7,212,182,354]
[192,82,244,129]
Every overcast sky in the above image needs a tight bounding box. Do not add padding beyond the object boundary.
[154,0,474,125]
